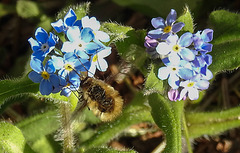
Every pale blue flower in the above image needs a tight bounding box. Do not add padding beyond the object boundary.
[156,33,195,61]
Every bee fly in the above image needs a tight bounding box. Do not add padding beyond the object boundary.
[80,77,123,122]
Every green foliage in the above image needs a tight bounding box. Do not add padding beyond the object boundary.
[16,0,40,18]
[148,94,183,153]
[79,93,152,151]
[0,122,32,153]
[112,0,201,17]
[209,10,240,74]
[2,2,240,153]
[186,107,240,138]
[177,6,194,33]
[0,76,39,108]
[16,110,60,141]
[101,22,133,45]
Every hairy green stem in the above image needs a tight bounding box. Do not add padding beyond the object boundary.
[182,113,193,153]
[59,102,74,153]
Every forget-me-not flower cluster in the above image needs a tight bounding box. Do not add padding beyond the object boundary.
[28,8,111,96]
[145,9,213,101]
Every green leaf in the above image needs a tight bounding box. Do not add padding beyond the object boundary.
[84,147,136,153]
[144,64,164,95]
[186,107,240,138]
[148,93,183,153]
[209,10,240,44]
[112,0,201,17]
[16,0,40,18]
[208,10,240,74]
[31,136,61,153]
[177,6,194,33]
[16,110,60,141]
[0,122,28,153]
[79,93,153,151]
[0,76,39,108]
[101,22,133,45]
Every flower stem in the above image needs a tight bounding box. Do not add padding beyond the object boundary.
[59,101,74,153]
[182,112,193,153]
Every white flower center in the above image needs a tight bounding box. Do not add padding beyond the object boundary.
[41,43,49,52]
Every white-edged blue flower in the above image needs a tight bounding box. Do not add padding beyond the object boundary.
[158,56,193,89]
[81,16,110,42]
[61,26,101,57]
[179,76,210,100]
[28,27,58,61]
[148,9,185,40]
[88,47,111,77]
[156,33,195,61]
[28,58,60,95]
[51,8,82,33]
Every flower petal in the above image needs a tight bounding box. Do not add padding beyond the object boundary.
[85,42,101,54]
[45,60,55,74]
[151,17,165,29]
[172,22,185,33]
[148,29,163,39]
[180,48,195,61]
[157,67,170,80]
[61,41,75,53]
[82,16,100,31]
[94,31,110,42]
[88,63,97,77]
[81,28,94,43]
[156,42,171,55]
[168,73,180,89]
[188,88,199,100]
[178,68,194,80]
[178,32,193,47]
[40,79,53,95]
[50,74,60,88]
[51,19,64,33]
[28,37,41,52]
[64,8,77,26]
[196,80,209,90]
[96,59,108,72]
[28,71,42,83]
[30,58,43,73]
[166,9,177,25]
[35,27,48,44]
[51,56,64,70]
[66,26,81,42]
[201,29,213,42]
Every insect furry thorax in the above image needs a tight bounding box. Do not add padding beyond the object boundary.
[80,77,123,122]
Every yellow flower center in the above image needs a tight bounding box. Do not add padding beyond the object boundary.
[79,43,82,47]
[187,82,195,87]
[163,26,172,33]
[41,71,50,80]
[64,64,74,72]
[172,67,177,71]
[92,55,98,62]
[173,44,181,52]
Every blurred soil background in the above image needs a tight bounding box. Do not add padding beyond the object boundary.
[0,0,240,152]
